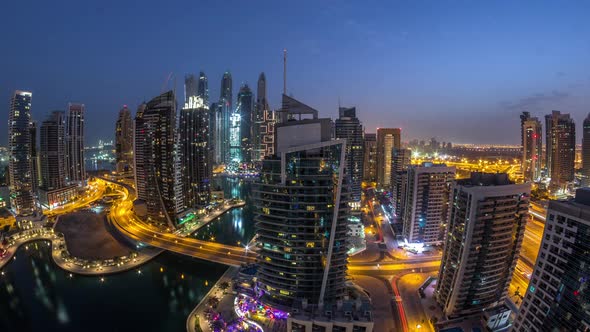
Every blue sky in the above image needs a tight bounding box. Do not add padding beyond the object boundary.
[1,0,589,145]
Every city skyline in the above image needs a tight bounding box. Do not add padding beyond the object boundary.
[3,2,590,332]
[2,1,590,145]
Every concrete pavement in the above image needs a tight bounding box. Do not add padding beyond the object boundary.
[352,275,398,332]
[397,272,436,332]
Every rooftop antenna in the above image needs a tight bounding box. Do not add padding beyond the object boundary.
[283,48,287,96]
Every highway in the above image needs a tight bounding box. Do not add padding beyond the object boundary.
[44,179,106,217]
[103,178,258,267]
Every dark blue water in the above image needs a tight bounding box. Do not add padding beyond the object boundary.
[0,241,226,332]
[0,177,256,332]
[192,177,255,246]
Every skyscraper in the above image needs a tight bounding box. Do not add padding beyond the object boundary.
[520,112,542,182]
[198,71,208,104]
[39,111,76,208]
[514,188,590,331]
[402,163,455,245]
[582,113,590,186]
[221,71,232,110]
[65,103,86,185]
[8,90,37,216]
[40,111,67,190]
[255,118,350,309]
[252,73,268,161]
[236,84,254,163]
[115,105,134,173]
[376,128,401,188]
[545,110,575,191]
[134,91,179,227]
[391,148,411,220]
[228,107,241,168]
[335,106,364,203]
[435,173,530,317]
[219,72,233,164]
[30,121,39,196]
[179,96,211,207]
[210,102,223,165]
[184,74,198,102]
[363,133,377,182]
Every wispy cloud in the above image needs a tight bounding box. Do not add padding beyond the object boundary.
[500,90,570,111]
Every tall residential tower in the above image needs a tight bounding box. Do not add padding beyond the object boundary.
[514,188,590,331]
[435,173,530,317]
[115,105,134,173]
[179,96,211,207]
[335,106,364,203]
[376,128,401,188]
[520,112,542,182]
[401,163,455,245]
[236,84,254,163]
[8,90,37,216]
[134,91,179,228]
[545,110,575,191]
[65,103,86,185]
[582,113,590,186]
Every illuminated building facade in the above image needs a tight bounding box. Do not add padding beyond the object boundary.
[134,91,179,227]
[582,113,590,186]
[514,188,590,331]
[376,128,401,188]
[545,110,575,191]
[197,71,208,103]
[255,119,350,309]
[65,103,86,185]
[115,105,134,173]
[252,72,268,161]
[30,121,39,197]
[362,133,377,182]
[402,163,455,245]
[520,112,542,182]
[39,111,77,208]
[259,108,276,160]
[391,148,411,219]
[8,90,37,216]
[220,72,233,164]
[179,96,211,207]
[237,84,254,163]
[335,106,364,203]
[228,110,241,170]
[435,173,530,317]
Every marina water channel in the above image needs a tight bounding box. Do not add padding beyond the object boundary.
[0,177,255,332]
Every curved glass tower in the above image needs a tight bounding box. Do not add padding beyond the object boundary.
[8,90,37,216]
[254,119,351,310]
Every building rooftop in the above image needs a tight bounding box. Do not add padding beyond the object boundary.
[457,172,512,187]
[548,188,590,222]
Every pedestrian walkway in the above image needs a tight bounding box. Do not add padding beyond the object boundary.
[419,278,444,330]
[176,200,246,237]
[0,226,161,275]
[187,266,239,332]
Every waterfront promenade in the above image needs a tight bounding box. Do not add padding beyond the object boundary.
[186,266,240,332]
[0,226,160,276]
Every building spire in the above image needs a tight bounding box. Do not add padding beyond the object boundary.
[283,48,287,95]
